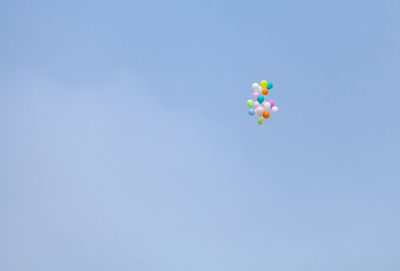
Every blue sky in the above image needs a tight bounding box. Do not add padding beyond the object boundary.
[1,0,399,270]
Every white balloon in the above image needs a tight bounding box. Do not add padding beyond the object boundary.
[255,106,264,115]
[272,106,279,113]
[257,85,263,93]
[251,83,259,91]
[263,102,271,110]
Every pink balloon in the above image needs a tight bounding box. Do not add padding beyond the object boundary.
[254,101,260,108]
[268,100,275,108]
[252,92,259,99]
[255,107,264,115]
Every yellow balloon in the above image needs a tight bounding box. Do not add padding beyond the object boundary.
[260,80,268,89]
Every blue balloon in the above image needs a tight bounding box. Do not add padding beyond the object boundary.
[248,108,255,116]
[257,95,265,104]
[267,82,273,90]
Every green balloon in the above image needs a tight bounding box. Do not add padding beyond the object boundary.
[258,117,264,125]
[246,99,254,108]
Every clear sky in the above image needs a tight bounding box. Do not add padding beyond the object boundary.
[1,0,399,270]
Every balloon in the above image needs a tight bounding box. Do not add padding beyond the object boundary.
[263,101,271,110]
[246,80,279,125]
[255,106,264,115]
[252,83,259,91]
[260,80,268,89]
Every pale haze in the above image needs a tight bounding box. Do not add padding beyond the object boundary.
[1,1,400,270]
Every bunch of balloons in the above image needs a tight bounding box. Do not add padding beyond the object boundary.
[246,80,279,125]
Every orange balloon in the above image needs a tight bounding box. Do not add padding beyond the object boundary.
[263,110,270,119]
[262,89,269,95]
